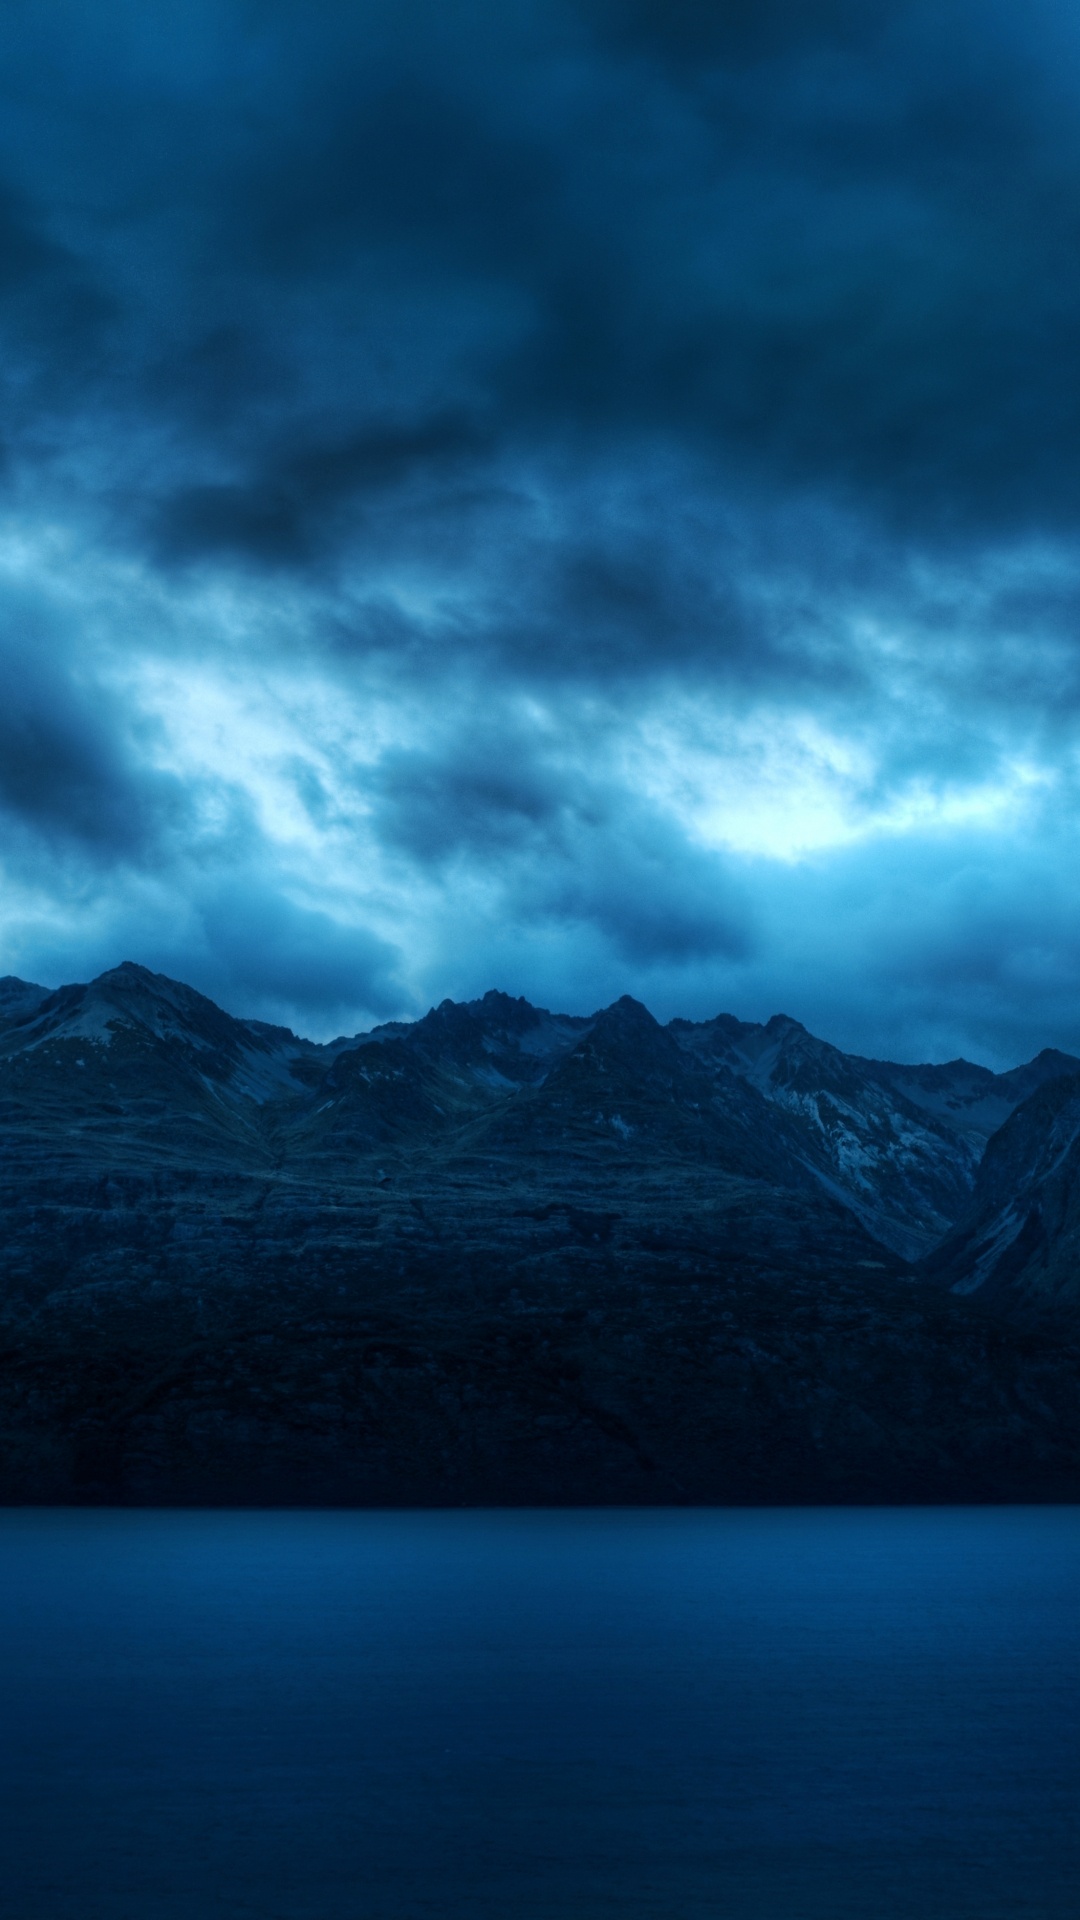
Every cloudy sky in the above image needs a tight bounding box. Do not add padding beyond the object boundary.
[3,0,1080,1063]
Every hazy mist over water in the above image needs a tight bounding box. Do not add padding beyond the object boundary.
[1,1507,1078,1918]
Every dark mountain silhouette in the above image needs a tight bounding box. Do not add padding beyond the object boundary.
[2,962,1079,1504]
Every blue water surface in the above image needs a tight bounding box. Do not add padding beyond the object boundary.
[0,1507,1078,1918]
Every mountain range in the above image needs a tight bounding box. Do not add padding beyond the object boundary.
[2,961,1079,1504]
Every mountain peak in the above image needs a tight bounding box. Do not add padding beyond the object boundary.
[764,1013,807,1036]
[469,989,547,1037]
[92,961,196,1004]
[587,995,661,1037]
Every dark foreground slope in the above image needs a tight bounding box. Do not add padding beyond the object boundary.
[5,1153,1080,1507]
[1,964,1079,1504]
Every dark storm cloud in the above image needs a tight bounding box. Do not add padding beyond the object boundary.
[533,826,753,967]
[372,721,752,965]
[215,0,1080,541]
[314,483,864,701]
[0,175,114,442]
[373,732,564,863]
[230,71,556,279]
[196,882,402,1022]
[582,0,881,66]
[3,0,1080,1050]
[0,591,183,859]
[7,0,1080,571]
[0,180,56,291]
[153,413,491,567]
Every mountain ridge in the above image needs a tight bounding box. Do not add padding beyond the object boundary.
[3,960,1080,1504]
[3,960,1078,1261]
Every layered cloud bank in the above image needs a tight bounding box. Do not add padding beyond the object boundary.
[3,0,1080,1062]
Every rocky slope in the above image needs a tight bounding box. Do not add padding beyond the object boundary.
[669,1014,1080,1256]
[1,962,1079,1503]
[4,963,1068,1251]
[928,1071,1080,1314]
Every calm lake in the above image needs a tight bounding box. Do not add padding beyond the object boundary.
[1,1507,1078,1918]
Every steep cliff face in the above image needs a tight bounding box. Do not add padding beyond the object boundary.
[2,963,1080,1503]
[928,1073,1080,1313]
[667,1014,1080,1258]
